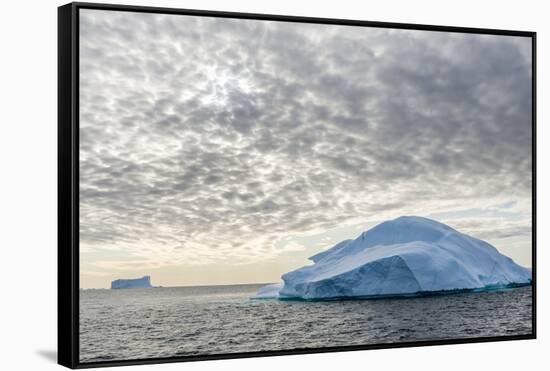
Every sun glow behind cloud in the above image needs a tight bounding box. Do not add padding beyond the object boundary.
[79,10,532,288]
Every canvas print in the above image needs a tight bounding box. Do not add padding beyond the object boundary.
[78,8,534,363]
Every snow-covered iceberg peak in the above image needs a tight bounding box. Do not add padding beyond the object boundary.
[255,216,531,300]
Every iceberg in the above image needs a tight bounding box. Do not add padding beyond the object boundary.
[255,283,284,299]
[111,275,154,289]
[256,216,531,300]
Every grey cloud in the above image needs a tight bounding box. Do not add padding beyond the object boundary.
[79,9,532,266]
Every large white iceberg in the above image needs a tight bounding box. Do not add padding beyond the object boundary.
[256,216,531,300]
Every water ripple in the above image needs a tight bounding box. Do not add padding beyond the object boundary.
[80,285,532,363]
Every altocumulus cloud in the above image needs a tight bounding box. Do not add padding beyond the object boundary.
[79,10,533,273]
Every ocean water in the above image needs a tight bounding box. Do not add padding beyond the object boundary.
[79,284,532,363]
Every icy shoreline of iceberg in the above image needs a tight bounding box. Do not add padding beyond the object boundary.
[255,216,531,300]
[255,282,531,301]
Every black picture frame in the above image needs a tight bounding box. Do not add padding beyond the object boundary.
[58,2,537,369]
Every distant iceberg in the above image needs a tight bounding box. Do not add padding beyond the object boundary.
[255,216,531,300]
[111,275,153,289]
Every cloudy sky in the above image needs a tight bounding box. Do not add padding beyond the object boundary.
[79,9,533,289]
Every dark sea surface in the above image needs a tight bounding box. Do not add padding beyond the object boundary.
[79,284,532,363]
